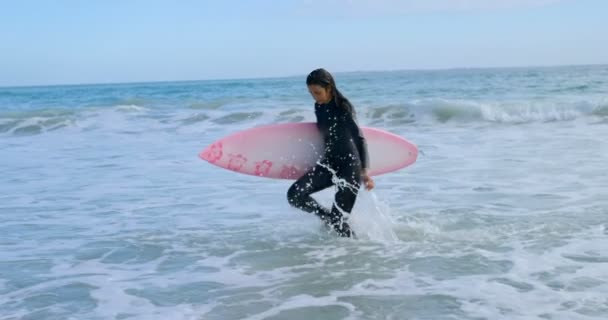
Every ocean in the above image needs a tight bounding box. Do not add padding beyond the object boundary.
[1,65,607,319]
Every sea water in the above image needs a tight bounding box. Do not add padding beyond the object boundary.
[1,65,608,319]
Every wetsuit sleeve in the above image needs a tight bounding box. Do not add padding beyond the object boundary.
[345,110,370,171]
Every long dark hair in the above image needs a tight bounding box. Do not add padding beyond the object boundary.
[306,68,355,116]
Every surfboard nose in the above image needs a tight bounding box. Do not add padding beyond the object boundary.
[198,147,209,161]
[199,141,224,163]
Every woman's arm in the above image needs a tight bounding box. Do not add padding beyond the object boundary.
[345,108,370,171]
[344,105,375,190]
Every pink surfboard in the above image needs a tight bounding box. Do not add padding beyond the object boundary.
[199,122,417,179]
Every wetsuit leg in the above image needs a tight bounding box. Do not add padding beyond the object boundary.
[287,161,362,238]
[287,163,334,219]
[327,164,361,237]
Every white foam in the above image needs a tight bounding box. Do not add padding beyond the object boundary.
[242,294,357,320]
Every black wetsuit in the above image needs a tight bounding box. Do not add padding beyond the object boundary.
[287,98,369,237]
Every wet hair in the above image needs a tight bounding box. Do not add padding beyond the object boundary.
[306,68,355,115]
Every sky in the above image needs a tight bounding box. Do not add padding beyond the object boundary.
[0,0,606,87]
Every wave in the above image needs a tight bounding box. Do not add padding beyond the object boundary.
[0,109,78,136]
[591,104,608,117]
[1,98,607,137]
[0,105,150,136]
[114,104,148,113]
[363,98,608,124]
[209,111,265,125]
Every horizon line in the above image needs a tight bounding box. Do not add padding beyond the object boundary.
[1,62,606,90]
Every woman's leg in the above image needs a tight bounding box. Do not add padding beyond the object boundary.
[287,164,334,219]
[327,164,361,237]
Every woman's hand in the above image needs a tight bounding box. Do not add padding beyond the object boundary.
[361,171,375,191]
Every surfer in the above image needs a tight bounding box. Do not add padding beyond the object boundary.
[287,68,374,237]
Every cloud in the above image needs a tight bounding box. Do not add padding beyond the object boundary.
[297,0,567,16]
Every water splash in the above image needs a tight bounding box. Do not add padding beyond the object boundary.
[350,191,400,243]
[314,161,400,243]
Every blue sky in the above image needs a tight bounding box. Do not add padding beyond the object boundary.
[1,0,606,86]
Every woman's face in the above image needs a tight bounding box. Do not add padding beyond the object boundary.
[307,84,332,105]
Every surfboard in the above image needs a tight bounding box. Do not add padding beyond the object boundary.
[199,122,417,179]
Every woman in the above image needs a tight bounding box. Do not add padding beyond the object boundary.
[287,68,375,237]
